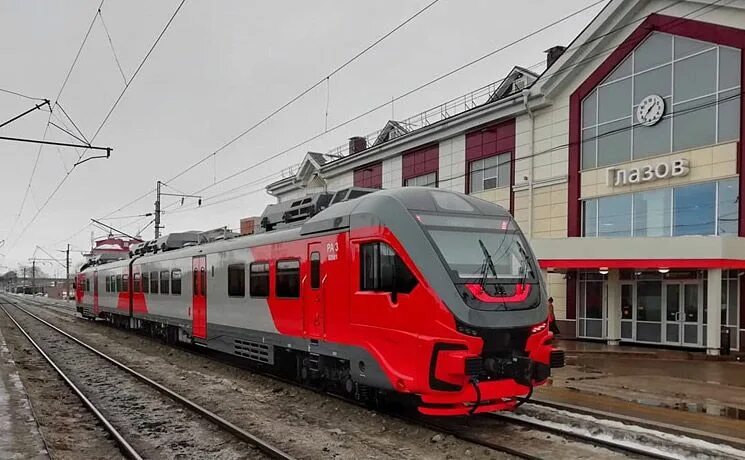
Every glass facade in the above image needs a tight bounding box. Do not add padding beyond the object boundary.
[581,33,741,169]
[582,270,739,349]
[583,178,738,237]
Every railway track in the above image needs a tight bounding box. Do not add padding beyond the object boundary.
[0,295,294,460]
[12,294,744,459]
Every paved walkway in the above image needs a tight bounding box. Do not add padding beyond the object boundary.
[538,339,745,441]
[0,321,48,459]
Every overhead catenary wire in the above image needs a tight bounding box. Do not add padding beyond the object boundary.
[98,7,128,84]
[44,0,725,248]
[7,0,187,254]
[161,0,445,187]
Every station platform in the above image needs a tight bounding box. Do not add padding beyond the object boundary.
[0,323,48,459]
[537,339,745,442]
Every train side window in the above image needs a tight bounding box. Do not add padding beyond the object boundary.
[150,271,159,294]
[86,278,90,292]
[160,271,170,295]
[276,259,300,298]
[105,276,110,292]
[249,262,269,297]
[123,274,129,292]
[133,273,141,293]
[310,252,321,289]
[171,270,181,295]
[142,271,150,294]
[360,242,417,294]
[228,264,245,297]
[116,275,122,293]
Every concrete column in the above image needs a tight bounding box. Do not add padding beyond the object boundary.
[707,269,722,356]
[606,269,621,346]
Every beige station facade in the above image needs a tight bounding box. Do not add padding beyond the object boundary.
[267,0,745,354]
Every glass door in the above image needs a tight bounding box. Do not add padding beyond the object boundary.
[664,283,681,344]
[682,283,700,345]
[663,282,702,346]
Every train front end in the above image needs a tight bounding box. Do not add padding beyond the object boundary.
[361,188,564,416]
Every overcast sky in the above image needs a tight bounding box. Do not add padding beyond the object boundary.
[0,0,605,274]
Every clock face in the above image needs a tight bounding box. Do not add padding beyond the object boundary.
[636,94,665,126]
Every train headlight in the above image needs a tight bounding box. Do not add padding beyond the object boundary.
[530,321,548,334]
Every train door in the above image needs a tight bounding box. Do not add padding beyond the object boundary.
[192,256,207,339]
[93,271,99,315]
[303,243,324,338]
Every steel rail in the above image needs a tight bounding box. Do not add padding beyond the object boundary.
[487,412,678,460]
[1,296,295,460]
[0,303,143,460]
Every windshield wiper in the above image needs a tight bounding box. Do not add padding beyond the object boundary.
[478,239,497,290]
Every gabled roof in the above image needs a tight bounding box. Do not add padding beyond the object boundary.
[294,151,332,183]
[487,66,539,102]
[373,120,409,146]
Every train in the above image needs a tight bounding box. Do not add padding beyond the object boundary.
[76,187,564,416]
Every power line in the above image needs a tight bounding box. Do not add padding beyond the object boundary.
[161,0,444,186]
[55,0,105,104]
[7,0,187,254]
[44,0,723,246]
[0,87,47,102]
[98,7,128,84]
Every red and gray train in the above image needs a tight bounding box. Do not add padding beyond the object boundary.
[76,187,564,416]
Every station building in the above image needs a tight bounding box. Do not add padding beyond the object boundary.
[266,0,745,354]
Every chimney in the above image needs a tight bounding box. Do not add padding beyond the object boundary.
[545,45,567,69]
[348,136,367,155]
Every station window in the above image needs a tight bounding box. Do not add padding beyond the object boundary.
[310,252,321,289]
[116,275,122,293]
[171,270,181,295]
[249,262,269,297]
[142,271,150,294]
[150,271,159,294]
[133,273,141,293]
[404,172,437,187]
[276,259,300,298]
[469,153,510,193]
[359,242,417,293]
[228,264,245,297]
[160,271,170,295]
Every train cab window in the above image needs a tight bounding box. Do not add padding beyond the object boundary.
[85,278,90,292]
[116,275,122,293]
[142,271,150,294]
[171,270,181,295]
[228,264,245,297]
[133,273,141,293]
[249,262,269,297]
[310,252,321,289]
[150,271,159,294]
[105,276,110,292]
[275,259,300,298]
[160,271,170,295]
[123,274,129,292]
[360,242,417,293]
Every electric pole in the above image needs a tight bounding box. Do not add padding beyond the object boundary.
[153,180,202,240]
[155,180,162,239]
[66,244,70,302]
[31,259,35,294]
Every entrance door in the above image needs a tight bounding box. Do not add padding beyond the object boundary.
[93,271,99,315]
[192,256,207,339]
[664,282,701,345]
[303,243,324,338]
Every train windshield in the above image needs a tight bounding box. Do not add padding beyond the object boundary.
[418,214,535,281]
